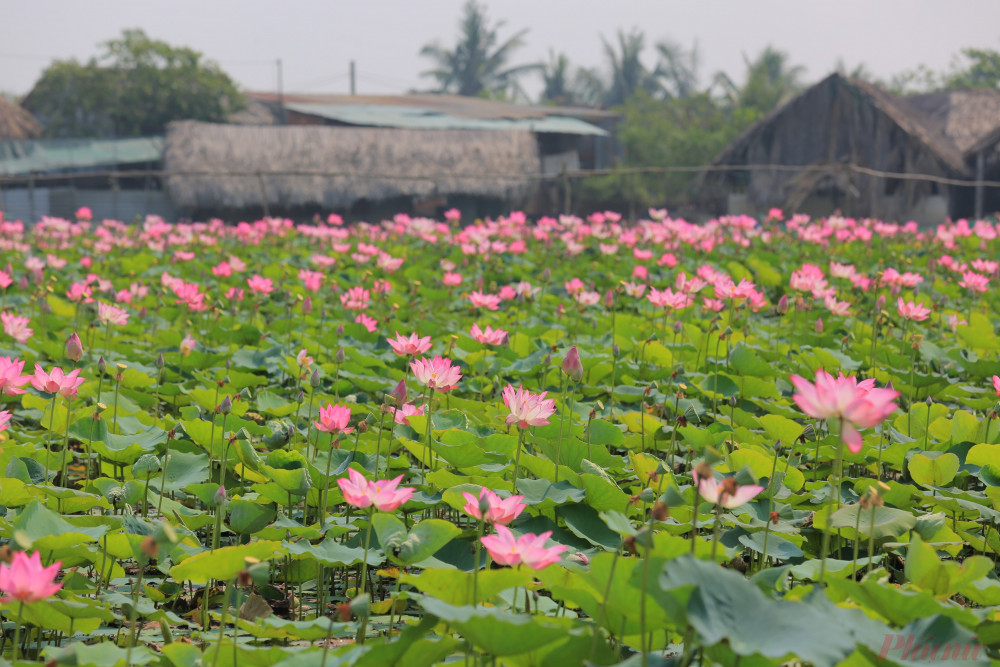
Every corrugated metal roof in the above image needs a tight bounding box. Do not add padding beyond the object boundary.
[284,102,609,136]
[0,136,163,177]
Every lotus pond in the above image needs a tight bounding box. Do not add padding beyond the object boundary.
[0,208,998,666]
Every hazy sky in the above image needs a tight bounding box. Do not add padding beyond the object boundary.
[3,0,1000,99]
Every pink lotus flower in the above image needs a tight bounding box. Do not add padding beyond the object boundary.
[462,487,526,525]
[394,402,426,425]
[503,385,557,429]
[960,271,989,293]
[0,357,31,396]
[442,272,463,287]
[790,369,899,452]
[576,291,600,306]
[354,313,378,333]
[340,286,371,310]
[388,332,432,356]
[1,312,32,343]
[0,410,10,432]
[296,348,313,369]
[411,356,462,392]
[31,364,85,398]
[211,261,232,277]
[337,468,414,512]
[470,323,507,346]
[315,403,353,434]
[298,269,324,292]
[0,551,63,602]
[469,291,501,311]
[246,274,274,295]
[180,334,197,357]
[896,297,931,322]
[97,301,129,326]
[564,278,585,295]
[480,525,567,569]
[692,468,764,509]
[647,287,691,310]
[993,375,1000,396]
[0,271,12,290]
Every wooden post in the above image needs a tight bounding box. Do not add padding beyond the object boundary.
[975,151,985,220]
[561,163,570,214]
[257,171,271,218]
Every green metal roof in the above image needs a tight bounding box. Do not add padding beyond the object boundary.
[0,136,163,177]
[284,103,609,136]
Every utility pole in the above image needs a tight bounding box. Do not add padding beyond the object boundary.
[276,58,285,125]
[350,60,356,95]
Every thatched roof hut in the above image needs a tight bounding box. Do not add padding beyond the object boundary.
[907,88,1000,155]
[706,73,968,221]
[0,97,41,141]
[164,121,539,215]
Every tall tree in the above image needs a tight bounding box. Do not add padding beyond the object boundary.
[577,29,660,108]
[946,47,1000,89]
[538,50,580,106]
[713,45,805,115]
[419,1,538,98]
[23,29,244,139]
[655,39,701,99]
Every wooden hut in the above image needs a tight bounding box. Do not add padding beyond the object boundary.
[704,73,969,223]
[0,97,41,141]
[163,121,540,220]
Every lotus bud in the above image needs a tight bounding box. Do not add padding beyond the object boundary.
[612,344,620,359]
[302,296,313,315]
[603,289,614,308]
[218,395,232,415]
[98,356,107,374]
[568,551,590,565]
[541,267,551,282]
[310,369,321,388]
[392,378,407,406]
[876,294,886,311]
[156,353,165,369]
[336,323,344,336]
[776,294,789,315]
[335,347,345,364]
[296,389,305,404]
[214,485,227,507]
[65,332,83,362]
[814,317,823,333]
[561,345,584,383]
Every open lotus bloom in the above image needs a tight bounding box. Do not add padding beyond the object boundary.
[0,551,63,603]
[790,369,899,453]
[336,468,415,512]
[692,469,764,509]
[480,525,567,570]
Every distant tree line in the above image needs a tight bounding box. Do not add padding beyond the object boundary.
[14,4,1000,211]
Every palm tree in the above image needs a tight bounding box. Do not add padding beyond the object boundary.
[539,50,579,106]
[419,1,538,98]
[576,29,661,108]
[713,45,805,115]
[655,39,701,99]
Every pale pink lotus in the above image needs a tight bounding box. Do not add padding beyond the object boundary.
[469,291,501,311]
[790,369,899,452]
[31,364,85,398]
[0,410,10,433]
[1,312,32,343]
[411,356,462,392]
[959,271,989,293]
[393,403,426,425]
[354,313,378,332]
[337,468,414,512]
[992,375,1000,396]
[315,403,353,434]
[462,487,526,525]
[0,551,63,603]
[180,334,197,357]
[470,323,507,346]
[388,332,432,356]
[0,357,31,396]
[246,274,274,295]
[503,384,557,429]
[97,301,129,327]
[692,469,764,509]
[896,297,931,322]
[442,272,463,287]
[480,525,567,569]
[340,286,371,310]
